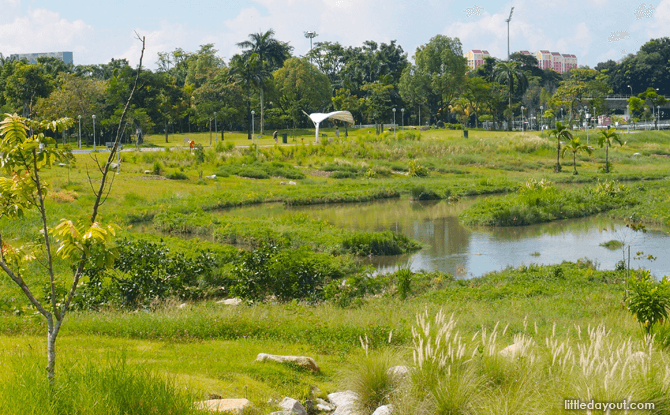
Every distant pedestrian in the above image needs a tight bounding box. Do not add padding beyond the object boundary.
[273,130,278,143]
[335,127,340,140]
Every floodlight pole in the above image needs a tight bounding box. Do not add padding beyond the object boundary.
[251,110,257,158]
[304,31,318,63]
[214,112,218,145]
[505,7,514,61]
[78,115,81,149]
[392,108,396,138]
[521,106,525,132]
[401,108,405,132]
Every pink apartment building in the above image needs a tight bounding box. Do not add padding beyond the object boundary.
[465,50,491,70]
[465,50,577,73]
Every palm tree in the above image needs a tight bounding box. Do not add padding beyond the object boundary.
[561,137,593,175]
[549,121,572,172]
[237,29,292,134]
[598,127,624,173]
[229,53,268,140]
[492,61,528,130]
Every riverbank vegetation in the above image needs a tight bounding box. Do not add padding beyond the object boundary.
[2,122,670,413]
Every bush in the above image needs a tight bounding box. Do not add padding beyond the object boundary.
[166,171,189,180]
[626,270,670,334]
[410,185,440,200]
[340,348,399,413]
[152,161,162,175]
[341,231,421,256]
[408,160,428,177]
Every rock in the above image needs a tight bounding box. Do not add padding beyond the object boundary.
[178,303,188,309]
[217,298,242,306]
[328,391,358,415]
[316,398,335,411]
[372,405,394,415]
[633,152,641,156]
[280,181,287,185]
[386,365,409,381]
[279,397,307,415]
[58,163,67,167]
[255,353,319,372]
[206,174,217,179]
[144,170,152,174]
[288,181,297,185]
[194,398,251,414]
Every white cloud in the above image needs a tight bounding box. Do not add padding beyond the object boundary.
[116,22,192,67]
[644,0,670,38]
[0,8,92,56]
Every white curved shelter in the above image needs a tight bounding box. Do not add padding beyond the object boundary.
[306,111,354,143]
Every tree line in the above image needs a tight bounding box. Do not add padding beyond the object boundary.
[1,34,668,141]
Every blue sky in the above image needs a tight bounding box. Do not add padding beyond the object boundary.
[1,0,668,69]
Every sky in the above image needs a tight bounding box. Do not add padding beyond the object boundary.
[0,0,668,70]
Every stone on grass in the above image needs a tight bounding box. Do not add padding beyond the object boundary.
[178,303,188,309]
[194,398,251,414]
[217,298,243,306]
[255,353,319,372]
[316,398,335,411]
[372,404,394,415]
[278,397,307,415]
[328,391,358,415]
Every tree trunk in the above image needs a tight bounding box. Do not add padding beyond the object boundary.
[260,86,264,135]
[209,119,212,146]
[247,91,252,140]
[605,142,610,173]
[47,327,57,385]
[165,120,168,143]
[555,140,561,172]
[573,153,578,175]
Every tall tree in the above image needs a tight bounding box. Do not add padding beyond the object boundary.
[230,53,268,140]
[273,58,331,131]
[237,29,292,134]
[492,61,528,130]
[549,121,573,172]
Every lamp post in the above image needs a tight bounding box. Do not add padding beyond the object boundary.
[584,106,589,145]
[627,84,633,96]
[401,108,405,132]
[392,108,396,138]
[521,106,525,132]
[92,114,96,151]
[251,110,257,158]
[540,106,543,131]
[304,31,318,64]
[658,105,661,131]
[214,112,218,145]
[77,115,81,149]
[626,104,630,134]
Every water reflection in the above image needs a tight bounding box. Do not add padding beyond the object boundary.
[228,198,670,279]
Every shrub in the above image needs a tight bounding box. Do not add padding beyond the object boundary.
[410,185,440,200]
[340,348,399,413]
[332,171,358,179]
[396,267,413,300]
[408,160,428,177]
[626,270,670,334]
[152,161,162,175]
[341,231,421,256]
[166,171,189,180]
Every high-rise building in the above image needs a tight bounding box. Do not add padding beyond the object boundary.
[10,51,73,65]
[464,50,490,70]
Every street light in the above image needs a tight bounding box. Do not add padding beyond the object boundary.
[304,31,318,63]
[626,104,630,134]
[92,114,96,151]
[658,105,661,131]
[78,115,81,149]
[584,106,590,145]
[540,106,543,131]
[251,110,257,158]
[521,106,525,132]
[214,112,218,144]
[627,84,633,96]
[401,108,405,132]
[392,108,396,138]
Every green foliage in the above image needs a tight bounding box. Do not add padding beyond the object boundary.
[341,231,420,256]
[216,161,305,180]
[460,180,639,227]
[230,242,344,302]
[152,161,163,175]
[166,171,189,180]
[599,240,624,250]
[626,271,670,334]
[340,348,398,413]
[74,238,221,309]
[410,185,440,200]
[396,267,413,300]
[408,160,428,177]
